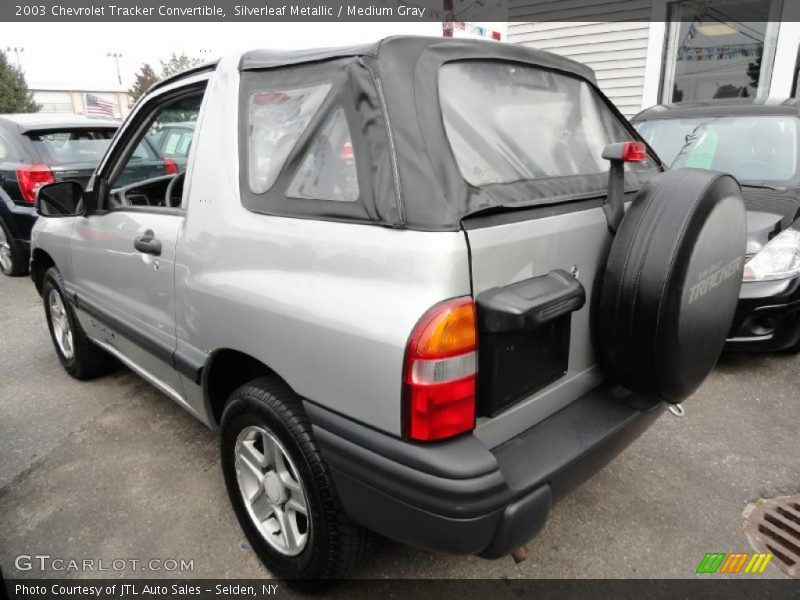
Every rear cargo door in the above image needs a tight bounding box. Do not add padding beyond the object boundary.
[438,60,659,447]
[464,206,612,447]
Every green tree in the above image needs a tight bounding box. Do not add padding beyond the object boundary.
[129,63,159,101]
[160,53,202,78]
[747,54,762,91]
[0,50,38,113]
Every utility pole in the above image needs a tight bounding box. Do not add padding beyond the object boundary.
[107,52,123,85]
[5,47,24,70]
[442,0,454,37]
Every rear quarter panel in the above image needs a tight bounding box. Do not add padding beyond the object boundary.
[176,56,472,435]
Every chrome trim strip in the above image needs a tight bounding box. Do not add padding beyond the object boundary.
[90,338,204,421]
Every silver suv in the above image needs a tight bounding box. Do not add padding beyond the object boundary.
[30,37,747,582]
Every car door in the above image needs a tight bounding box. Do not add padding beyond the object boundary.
[70,80,207,397]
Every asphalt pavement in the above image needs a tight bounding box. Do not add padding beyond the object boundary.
[1,273,798,584]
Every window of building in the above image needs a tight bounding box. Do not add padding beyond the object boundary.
[34,91,73,114]
[661,0,783,104]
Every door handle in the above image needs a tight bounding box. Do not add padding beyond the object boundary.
[133,230,162,256]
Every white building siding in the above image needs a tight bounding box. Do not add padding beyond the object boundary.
[31,89,132,118]
[509,2,654,116]
[32,91,73,114]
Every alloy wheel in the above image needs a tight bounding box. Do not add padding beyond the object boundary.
[234,425,310,556]
[0,227,12,273]
[48,289,74,360]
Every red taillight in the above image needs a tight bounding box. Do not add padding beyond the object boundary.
[620,141,648,163]
[163,158,179,175]
[16,164,55,204]
[403,297,477,442]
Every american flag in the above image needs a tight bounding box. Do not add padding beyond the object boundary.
[85,93,115,117]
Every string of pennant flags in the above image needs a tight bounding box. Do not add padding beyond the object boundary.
[679,14,703,50]
[677,15,765,62]
[678,42,763,61]
[452,21,503,40]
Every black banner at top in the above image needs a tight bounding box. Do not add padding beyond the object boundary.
[7,0,499,22]
[0,0,785,23]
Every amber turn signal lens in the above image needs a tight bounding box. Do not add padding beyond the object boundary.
[412,298,476,358]
[404,296,478,442]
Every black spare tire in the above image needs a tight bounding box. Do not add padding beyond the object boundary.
[598,168,746,404]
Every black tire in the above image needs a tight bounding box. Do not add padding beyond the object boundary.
[0,217,25,276]
[42,267,116,379]
[220,376,372,585]
[785,337,800,354]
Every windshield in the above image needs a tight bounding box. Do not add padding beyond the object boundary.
[439,61,658,188]
[635,116,798,185]
[28,129,116,165]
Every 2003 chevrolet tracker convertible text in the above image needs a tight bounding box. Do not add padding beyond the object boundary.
[29,37,747,582]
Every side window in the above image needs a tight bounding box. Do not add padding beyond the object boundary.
[247,84,331,194]
[107,90,203,209]
[0,132,16,162]
[239,62,381,225]
[162,131,182,156]
[287,107,358,202]
[176,131,193,157]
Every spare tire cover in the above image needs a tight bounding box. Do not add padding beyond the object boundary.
[598,168,746,403]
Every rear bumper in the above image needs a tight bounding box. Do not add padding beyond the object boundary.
[726,277,800,352]
[305,385,663,558]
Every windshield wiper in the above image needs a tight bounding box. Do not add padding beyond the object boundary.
[741,183,778,191]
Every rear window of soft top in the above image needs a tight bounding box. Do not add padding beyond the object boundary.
[438,61,657,188]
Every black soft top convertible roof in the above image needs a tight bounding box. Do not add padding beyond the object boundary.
[239,37,629,231]
[240,37,596,82]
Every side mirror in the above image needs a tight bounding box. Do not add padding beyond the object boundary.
[36,181,84,217]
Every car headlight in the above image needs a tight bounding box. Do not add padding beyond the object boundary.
[742,227,800,282]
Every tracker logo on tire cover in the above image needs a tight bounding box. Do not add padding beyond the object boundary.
[688,256,743,305]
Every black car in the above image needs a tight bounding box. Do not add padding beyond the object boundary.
[633,99,800,352]
[0,113,119,276]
